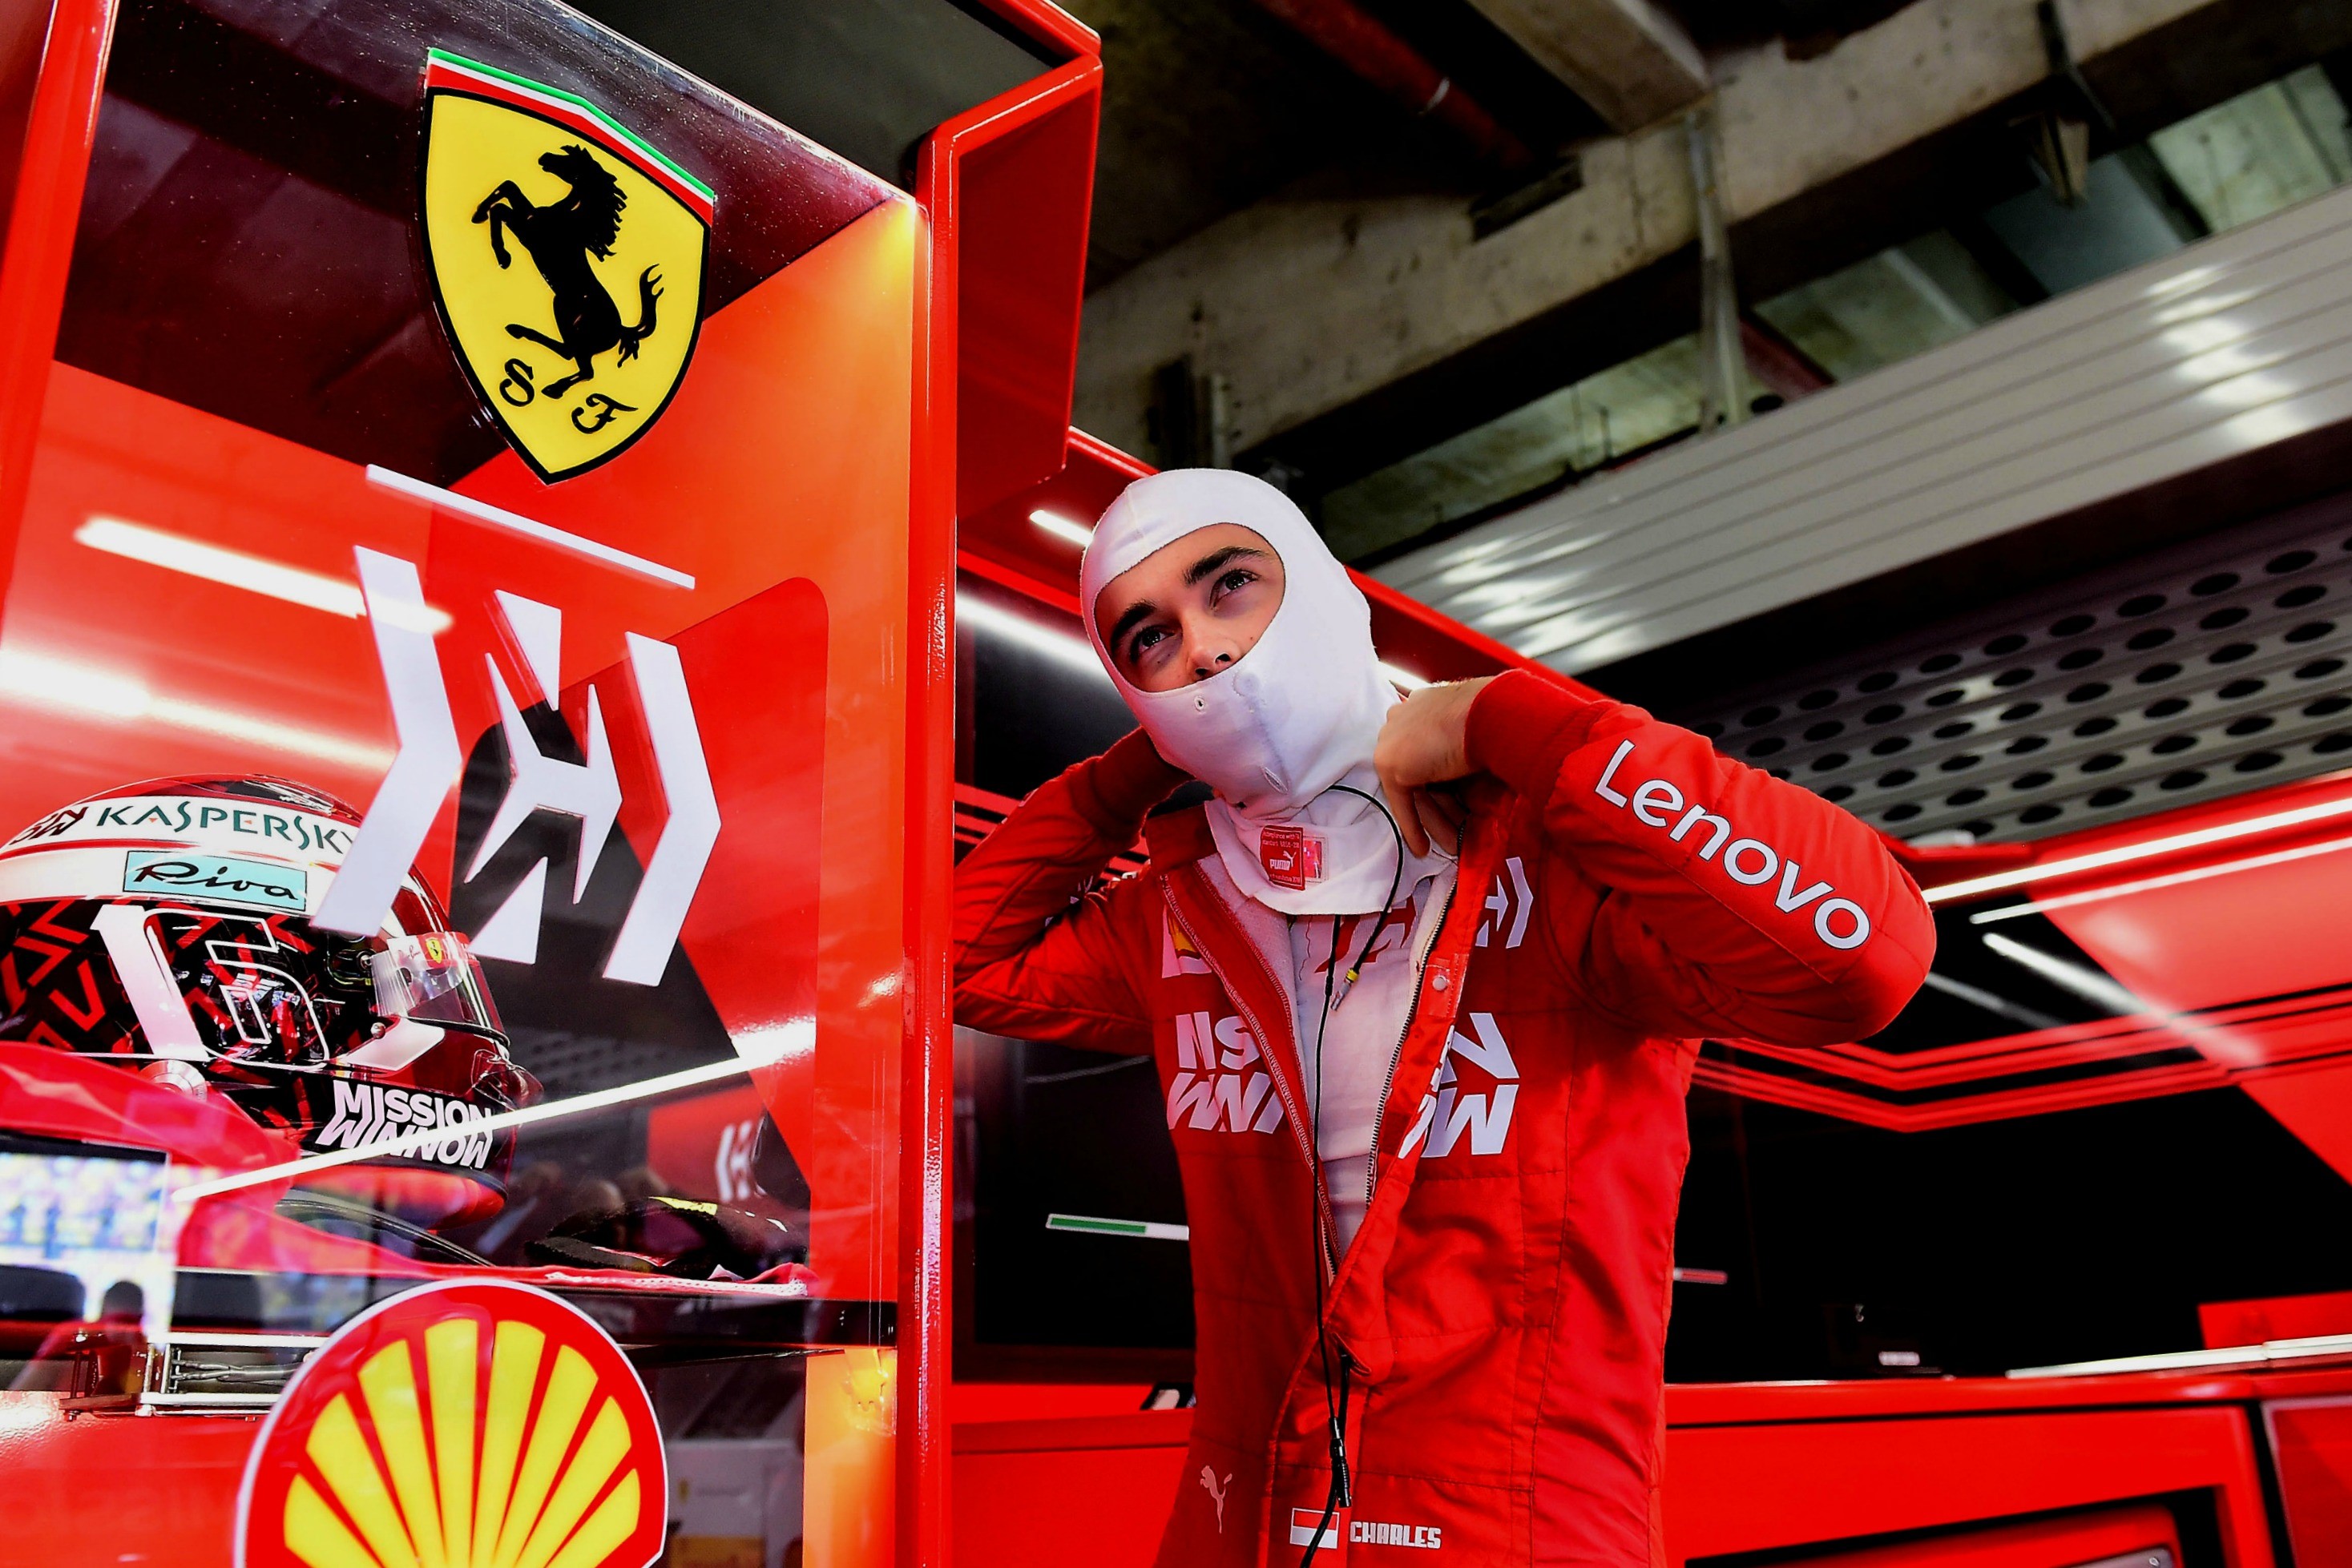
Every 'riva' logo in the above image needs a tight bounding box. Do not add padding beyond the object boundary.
[421,50,712,482]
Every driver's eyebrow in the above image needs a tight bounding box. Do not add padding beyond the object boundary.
[1183,544,1268,586]
[1107,598,1159,656]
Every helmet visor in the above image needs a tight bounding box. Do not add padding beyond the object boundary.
[369,932,503,1037]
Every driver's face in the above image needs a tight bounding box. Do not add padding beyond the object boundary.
[1094,524,1286,694]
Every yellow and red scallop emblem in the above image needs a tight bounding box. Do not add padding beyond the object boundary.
[236,1281,665,1568]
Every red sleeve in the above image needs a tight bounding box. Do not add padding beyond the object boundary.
[953,729,1186,1054]
[1466,671,1934,1046]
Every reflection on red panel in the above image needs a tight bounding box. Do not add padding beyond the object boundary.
[2047,835,2352,1019]
[1771,1505,2177,1567]
[2205,1290,2352,1348]
[2268,1397,2352,1566]
[645,1082,787,1215]
[952,67,1100,517]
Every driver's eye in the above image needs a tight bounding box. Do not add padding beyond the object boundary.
[1132,624,1172,658]
[1214,568,1255,598]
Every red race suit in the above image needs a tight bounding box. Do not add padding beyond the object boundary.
[954,671,1934,1566]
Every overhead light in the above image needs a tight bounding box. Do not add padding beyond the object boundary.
[76,516,450,633]
[1030,510,1094,549]
[1923,791,2352,905]
[0,647,393,771]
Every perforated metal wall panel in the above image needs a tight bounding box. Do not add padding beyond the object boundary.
[1375,181,2352,675]
[1678,496,2352,842]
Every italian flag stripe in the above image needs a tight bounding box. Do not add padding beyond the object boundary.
[424,49,716,218]
[1045,1212,1191,1241]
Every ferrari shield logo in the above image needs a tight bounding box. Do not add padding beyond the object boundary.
[421,50,713,482]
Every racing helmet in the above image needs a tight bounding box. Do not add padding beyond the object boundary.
[0,776,535,1225]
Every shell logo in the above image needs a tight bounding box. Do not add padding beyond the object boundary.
[236,1280,666,1568]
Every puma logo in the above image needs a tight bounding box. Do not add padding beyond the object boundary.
[1200,1465,1232,1531]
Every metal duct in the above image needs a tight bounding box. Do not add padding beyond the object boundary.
[1244,0,1535,172]
[1377,180,2352,675]
[1678,497,2352,844]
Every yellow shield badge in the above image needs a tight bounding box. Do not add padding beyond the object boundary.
[421,50,713,482]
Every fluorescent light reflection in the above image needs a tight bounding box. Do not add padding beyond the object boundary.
[0,648,393,771]
[1030,509,1093,548]
[1919,969,2063,1032]
[1980,932,2149,1018]
[957,593,1107,679]
[174,1055,756,1206]
[1378,662,1430,691]
[76,516,450,633]
[1969,831,2352,925]
[1923,792,2352,904]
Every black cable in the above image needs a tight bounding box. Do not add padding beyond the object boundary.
[1295,780,1408,1562]
[1302,912,1348,1566]
[1325,784,1406,986]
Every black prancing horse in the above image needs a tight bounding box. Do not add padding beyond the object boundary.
[473,144,660,399]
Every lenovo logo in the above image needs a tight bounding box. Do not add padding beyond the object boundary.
[1593,740,1870,952]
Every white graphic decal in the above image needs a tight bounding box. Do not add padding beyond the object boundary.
[89,904,206,1061]
[494,588,563,704]
[1399,1010,1520,1159]
[603,632,721,985]
[315,550,461,937]
[204,922,329,1049]
[321,550,720,986]
[1351,1519,1442,1550]
[470,857,548,965]
[716,1115,760,1204]
[1475,854,1533,949]
[313,1078,494,1168]
[1289,1508,1342,1551]
[1168,1013,1285,1133]
[470,596,622,896]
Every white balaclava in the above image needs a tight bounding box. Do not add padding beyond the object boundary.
[1081,469,1408,915]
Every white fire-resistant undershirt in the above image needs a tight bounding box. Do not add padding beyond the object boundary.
[1200,852,1458,1254]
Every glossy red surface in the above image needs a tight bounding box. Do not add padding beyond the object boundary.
[905,11,1105,1555]
[1699,764,2352,1145]
[0,0,110,611]
[2266,1397,2352,1566]
[950,1366,2348,1566]
[2204,1288,2352,1348]
[950,61,1102,519]
[1766,1506,2177,1567]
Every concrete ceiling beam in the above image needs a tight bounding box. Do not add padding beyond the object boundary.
[1461,0,1708,132]
[1073,0,2265,477]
